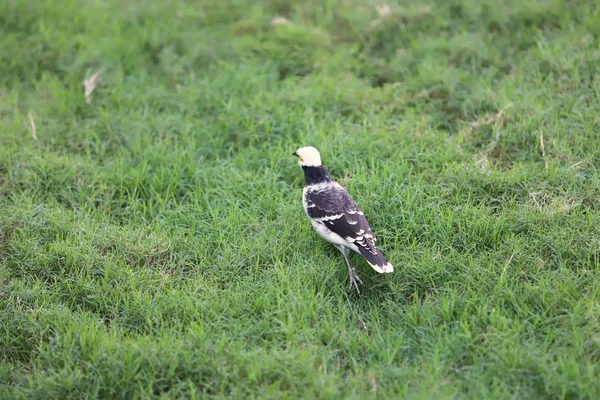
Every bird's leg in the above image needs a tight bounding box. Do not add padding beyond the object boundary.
[335,245,363,293]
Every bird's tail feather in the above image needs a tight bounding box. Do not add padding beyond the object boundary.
[358,248,394,273]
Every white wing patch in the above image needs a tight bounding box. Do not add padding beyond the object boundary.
[346,209,364,215]
[314,213,344,222]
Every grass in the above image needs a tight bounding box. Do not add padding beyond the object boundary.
[1,0,599,398]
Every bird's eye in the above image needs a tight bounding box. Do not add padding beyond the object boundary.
[298,156,304,162]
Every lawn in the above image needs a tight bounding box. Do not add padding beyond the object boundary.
[1,0,600,398]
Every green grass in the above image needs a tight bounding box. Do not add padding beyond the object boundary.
[1,0,600,398]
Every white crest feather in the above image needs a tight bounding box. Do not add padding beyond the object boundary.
[294,146,322,167]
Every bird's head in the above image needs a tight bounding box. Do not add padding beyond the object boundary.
[292,146,322,167]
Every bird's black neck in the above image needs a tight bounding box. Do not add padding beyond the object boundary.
[302,165,333,186]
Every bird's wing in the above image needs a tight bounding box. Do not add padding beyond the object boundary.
[305,184,378,256]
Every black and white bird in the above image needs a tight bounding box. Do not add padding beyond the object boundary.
[293,146,393,293]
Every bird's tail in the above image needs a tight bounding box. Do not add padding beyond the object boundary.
[358,248,394,273]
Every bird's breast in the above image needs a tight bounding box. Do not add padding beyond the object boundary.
[301,188,310,215]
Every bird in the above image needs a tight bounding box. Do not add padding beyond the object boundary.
[292,146,393,293]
